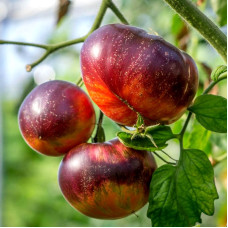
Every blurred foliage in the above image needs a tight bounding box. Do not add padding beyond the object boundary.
[2,0,227,226]
[211,0,227,26]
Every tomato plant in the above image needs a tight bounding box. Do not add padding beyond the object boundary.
[1,0,227,227]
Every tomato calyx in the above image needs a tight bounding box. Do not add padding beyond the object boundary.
[120,113,158,148]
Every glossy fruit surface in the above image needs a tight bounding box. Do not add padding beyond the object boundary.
[18,80,95,156]
[58,138,156,219]
[80,23,198,126]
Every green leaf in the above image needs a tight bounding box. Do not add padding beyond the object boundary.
[211,0,227,26]
[117,132,167,151]
[147,149,218,227]
[211,65,227,82]
[145,125,175,144]
[117,125,175,151]
[186,120,211,153]
[188,94,227,133]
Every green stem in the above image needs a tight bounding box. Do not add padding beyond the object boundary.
[25,0,109,72]
[49,0,114,51]
[180,112,192,139]
[0,40,48,49]
[179,112,192,151]
[178,74,227,149]
[203,74,227,95]
[1,0,110,72]
[87,0,109,34]
[26,50,51,72]
[93,111,105,143]
[107,0,129,25]
[153,151,176,165]
[160,150,178,162]
[98,111,104,126]
[0,0,130,71]
[163,0,227,62]
[48,36,86,53]
[78,81,84,88]
[76,77,83,86]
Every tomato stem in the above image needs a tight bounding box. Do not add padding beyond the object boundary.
[153,151,176,165]
[203,74,227,95]
[160,149,178,162]
[163,0,227,62]
[92,111,106,143]
[0,0,129,71]
[0,40,48,49]
[107,0,129,25]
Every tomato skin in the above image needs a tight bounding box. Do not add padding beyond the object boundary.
[18,80,96,156]
[58,138,157,219]
[81,23,198,126]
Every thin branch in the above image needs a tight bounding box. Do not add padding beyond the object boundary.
[153,151,176,165]
[160,149,178,161]
[87,0,110,34]
[93,111,105,143]
[180,112,193,140]
[78,81,84,87]
[48,36,86,53]
[0,0,131,72]
[107,0,129,25]
[203,74,227,95]
[163,0,227,62]
[0,40,48,49]
[25,0,107,72]
[26,50,51,72]
[0,0,110,72]
[97,111,104,126]
[76,77,83,86]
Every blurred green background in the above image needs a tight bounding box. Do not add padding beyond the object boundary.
[0,0,227,226]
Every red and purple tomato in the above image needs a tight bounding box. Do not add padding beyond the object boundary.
[58,138,157,219]
[80,23,198,126]
[18,80,96,156]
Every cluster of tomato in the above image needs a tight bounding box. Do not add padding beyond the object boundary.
[18,24,198,219]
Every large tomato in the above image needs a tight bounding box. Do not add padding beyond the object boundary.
[18,80,95,156]
[80,23,198,126]
[58,138,157,219]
